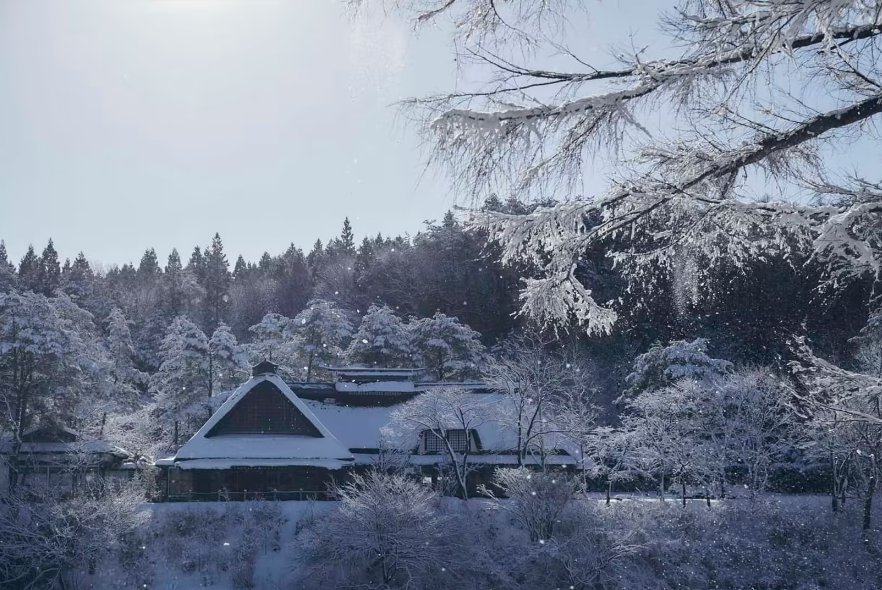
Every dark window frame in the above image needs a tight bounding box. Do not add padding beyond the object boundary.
[421,429,472,454]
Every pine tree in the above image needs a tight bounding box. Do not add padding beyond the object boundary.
[116,263,138,302]
[138,248,160,279]
[258,252,273,272]
[291,299,353,381]
[106,307,147,405]
[38,239,61,296]
[0,291,87,454]
[346,304,412,367]
[247,313,300,377]
[274,244,312,317]
[0,241,12,272]
[151,316,210,446]
[441,210,457,228]
[162,248,201,320]
[165,248,182,275]
[624,338,734,399]
[233,255,248,280]
[208,323,248,396]
[0,240,16,292]
[202,233,230,331]
[134,248,162,335]
[354,237,375,276]
[408,312,485,381]
[188,246,205,279]
[307,239,325,272]
[18,245,40,293]
[61,252,94,303]
[339,217,356,256]
[481,194,503,212]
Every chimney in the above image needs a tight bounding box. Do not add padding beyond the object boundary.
[252,360,279,377]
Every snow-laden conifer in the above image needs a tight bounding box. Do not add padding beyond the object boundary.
[291,299,353,381]
[408,312,485,381]
[345,304,412,367]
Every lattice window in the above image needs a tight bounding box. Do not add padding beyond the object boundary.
[422,429,471,453]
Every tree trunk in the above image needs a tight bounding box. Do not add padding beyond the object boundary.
[456,464,469,500]
[681,480,687,507]
[863,456,877,531]
[831,460,840,513]
[208,352,214,401]
[659,472,665,502]
[606,479,612,506]
[306,352,314,382]
[580,443,587,492]
[444,437,469,500]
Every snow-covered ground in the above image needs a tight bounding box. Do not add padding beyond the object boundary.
[76,493,882,589]
[85,501,335,590]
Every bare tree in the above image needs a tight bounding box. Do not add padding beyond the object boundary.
[482,467,578,542]
[543,502,641,589]
[707,368,799,499]
[299,470,450,589]
[548,373,599,491]
[483,333,589,467]
[589,425,641,505]
[790,337,882,528]
[0,478,148,589]
[621,379,717,505]
[385,386,491,498]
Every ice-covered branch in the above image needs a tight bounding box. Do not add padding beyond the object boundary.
[469,92,882,333]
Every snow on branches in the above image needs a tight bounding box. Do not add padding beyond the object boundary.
[408,312,485,380]
[382,0,882,333]
[346,304,412,367]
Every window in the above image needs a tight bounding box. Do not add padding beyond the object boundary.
[421,429,471,453]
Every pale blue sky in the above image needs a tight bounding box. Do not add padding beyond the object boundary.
[0,0,670,266]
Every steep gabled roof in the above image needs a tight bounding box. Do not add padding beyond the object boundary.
[173,374,353,469]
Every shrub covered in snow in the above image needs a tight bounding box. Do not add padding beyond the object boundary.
[117,501,286,590]
[296,470,450,589]
[482,468,578,542]
[624,338,733,398]
[0,478,149,589]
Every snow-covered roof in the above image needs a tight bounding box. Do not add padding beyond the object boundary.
[174,458,348,470]
[2,423,131,457]
[0,439,130,457]
[303,401,401,450]
[21,424,80,440]
[290,380,492,403]
[303,393,548,453]
[325,366,426,375]
[335,380,416,393]
[172,374,353,469]
[326,366,427,383]
[405,453,576,466]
